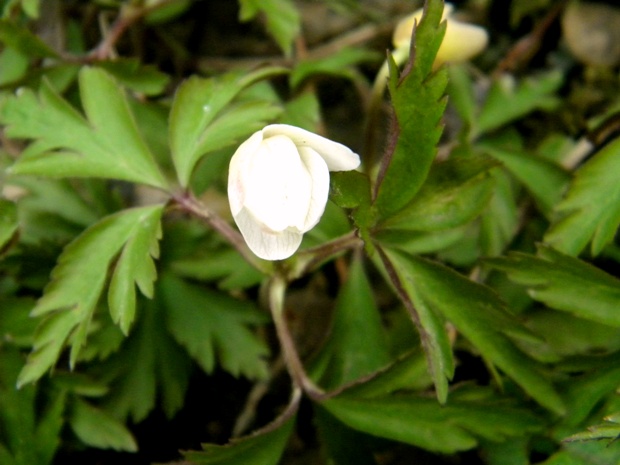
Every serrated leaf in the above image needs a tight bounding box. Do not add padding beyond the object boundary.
[544,136,620,256]
[479,140,570,215]
[378,155,497,231]
[238,0,300,56]
[321,390,542,454]
[379,247,565,414]
[3,67,167,188]
[184,389,300,464]
[0,20,58,58]
[476,71,563,135]
[160,273,270,380]
[373,0,447,218]
[487,245,620,327]
[169,68,286,187]
[69,398,137,452]
[310,257,391,391]
[108,206,162,334]
[100,298,192,422]
[374,246,454,403]
[17,205,165,387]
[171,247,264,291]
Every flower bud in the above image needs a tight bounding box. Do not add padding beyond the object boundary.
[393,3,488,66]
[228,124,360,260]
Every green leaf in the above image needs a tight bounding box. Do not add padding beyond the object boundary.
[0,20,58,58]
[476,71,563,135]
[3,67,168,188]
[96,59,170,96]
[238,0,300,56]
[378,155,497,231]
[544,136,620,256]
[487,245,620,327]
[108,206,162,335]
[479,169,519,256]
[0,297,38,347]
[290,47,380,89]
[447,64,477,127]
[0,46,29,85]
[374,246,454,403]
[0,348,64,465]
[379,247,566,414]
[479,140,570,216]
[171,247,264,291]
[69,398,137,452]
[184,390,299,464]
[310,257,391,390]
[373,0,447,218]
[169,68,285,187]
[100,298,192,422]
[17,205,165,387]
[160,273,270,380]
[321,389,542,454]
[0,198,17,251]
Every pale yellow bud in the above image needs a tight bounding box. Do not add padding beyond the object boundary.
[392,3,488,66]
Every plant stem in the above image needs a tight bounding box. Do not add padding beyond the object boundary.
[268,275,324,398]
[172,192,271,274]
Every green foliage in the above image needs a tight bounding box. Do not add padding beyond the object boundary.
[1,0,620,463]
[322,388,543,454]
[160,273,270,380]
[544,136,620,256]
[487,246,620,327]
[310,256,391,390]
[17,205,164,387]
[0,348,64,465]
[476,71,563,136]
[169,68,285,187]
[373,0,448,218]
[1,67,168,189]
[238,0,300,56]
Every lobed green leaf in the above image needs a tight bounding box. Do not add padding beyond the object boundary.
[544,136,620,256]
[160,273,270,380]
[373,0,447,218]
[379,247,565,413]
[321,390,542,454]
[169,68,285,187]
[476,71,563,136]
[487,245,620,327]
[310,257,391,391]
[3,67,168,188]
[17,205,165,387]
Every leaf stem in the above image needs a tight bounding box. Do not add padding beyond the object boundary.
[172,192,271,274]
[289,231,363,280]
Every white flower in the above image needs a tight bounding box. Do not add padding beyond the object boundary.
[228,124,360,261]
[393,3,488,66]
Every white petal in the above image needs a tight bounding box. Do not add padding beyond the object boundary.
[263,124,360,172]
[228,130,264,216]
[297,146,330,232]
[243,135,312,233]
[233,207,304,260]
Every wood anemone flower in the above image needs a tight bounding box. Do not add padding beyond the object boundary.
[228,124,360,260]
